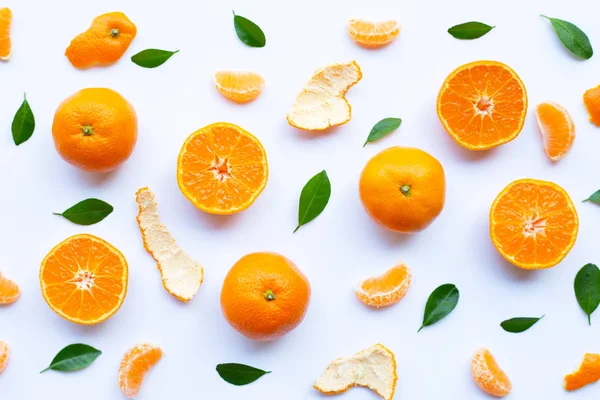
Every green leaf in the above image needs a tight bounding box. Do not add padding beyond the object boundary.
[418,284,459,332]
[574,263,600,325]
[216,363,271,386]
[541,15,593,59]
[131,49,179,68]
[583,190,600,204]
[363,118,402,146]
[294,170,331,233]
[500,315,544,333]
[41,344,101,373]
[233,11,266,47]
[447,22,494,40]
[12,93,35,146]
[53,198,113,225]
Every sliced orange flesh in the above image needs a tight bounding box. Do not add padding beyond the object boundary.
[490,179,578,270]
[0,8,12,61]
[347,19,400,48]
[583,84,600,127]
[214,71,265,103]
[177,122,268,215]
[40,234,128,325]
[564,353,600,391]
[118,344,163,399]
[0,271,20,304]
[0,340,8,374]
[535,101,575,161]
[471,348,512,397]
[355,264,411,308]
[437,61,528,150]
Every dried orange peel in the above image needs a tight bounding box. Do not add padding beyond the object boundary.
[214,70,265,103]
[355,264,411,308]
[287,61,362,131]
[347,19,400,48]
[0,7,12,61]
[118,343,163,399]
[471,348,512,397]
[0,271,20,304]
[314,344,397,400]
[0,340,8,374]
[135,187,204,302]
[564,353,600,391]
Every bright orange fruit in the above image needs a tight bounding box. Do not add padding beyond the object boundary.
[214,71,265,103]
[471,348,512,397]
[347,19,400,48]
[535,101,575,161]
[564,353,600,391]
[355,264,411,308]
[583,84,600,127]
[490,179,578,269]
[437,61,528,150]
[177,122,268,215]
[118,344,163,399]
[40,234,128,325]
[0,8,12,61]
[0,340,8,374]
[0,271,20,305]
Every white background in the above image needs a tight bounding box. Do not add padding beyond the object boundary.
[1,0,600,398]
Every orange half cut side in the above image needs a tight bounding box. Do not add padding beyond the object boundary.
[0,8,12,61]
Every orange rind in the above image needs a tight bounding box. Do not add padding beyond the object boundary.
[0,271,20,305]
[583,84,600,127]
[0,340,8,374]
[564,353,600,391]
[347,19,400,48]
[355,264,411,308]
[118,344,163,399]
[214,70,265,103]
[471,348,512,397]
[535,101,575,161]
[0,8,12,61]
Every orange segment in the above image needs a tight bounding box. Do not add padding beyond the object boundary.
[583,84,600,127]
[0,340,8,374]
[471,348,512,397]
[214,71,265,103]
[0,8,12,61]
[0,271,20,304]
[40,234,128,325]
[355,264,411,308]
[437,61,528,150]
[490,179,578,269]
[347,19,400,48]
[177,122,268,215]
[535,101,575,161]
[564,353,600,391]
[118,344,163,399]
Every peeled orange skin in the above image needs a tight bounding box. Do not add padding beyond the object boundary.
[535,101,575,161]
[437,60,528,150]
[347,19,400,48]
[0,271,21,304]
[583,84,600,127]
[65,12,136,68]
[359,147,446,233]
[118,344,163,399]
[52,88,138,172]
[0,8,12,61]
[220,252,310,341]
[0,341,8,374]
[564,353,600,391]
[471,348,512,397]
[490,179,578,270]
[214,71,265,103]
[355,264,411,308]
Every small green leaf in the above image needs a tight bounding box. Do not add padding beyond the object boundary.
[41,344,101,373]
[216,363,271,386]
[500,315,544,333]
[131,49,179,68]
[583,190,600,204]
[233,11,266,48]
[541,15,593,59]
[294,170,331,233]
[574,263,600,325]
[363,118,402,146]
[418,284,459,332]
[53,198,113,226]
[448,22,494,40]
[12,93,35,146]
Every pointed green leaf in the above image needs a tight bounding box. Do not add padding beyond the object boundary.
[448,21,494,40]
[294,170,331,233]
[233,11,266,47]
[541,15,593,59]
[131,49,179,68]
[12,93,35,146]
[574,263,600,325]
[418,284,459,332]
[216,363,271,386]
[41,344,101,373]
[500,315,544,333]
[53,198,113,225]
[363,118,402,146]
[583,190,600,204]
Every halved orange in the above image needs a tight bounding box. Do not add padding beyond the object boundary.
[0,8,12,61]
[535,101,575,161]
[40,234,128,324]
[177,122,268,215]
[471,348,512,397]
[584,84,600,127]
[0,340,8,374]
[214,71,265,103]
[564,353,600,391]
[437,61,528,150]
[0,271,20,304]
[347,19,400,48]
[355,264,411,308]
[490,179,578,269]
[118,344,163,399]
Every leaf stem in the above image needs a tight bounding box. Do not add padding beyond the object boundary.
[40,367,50,373]
[293,225,300,233]
[417,325,424,333]
[588,314,592,326]
[52,212,62,216]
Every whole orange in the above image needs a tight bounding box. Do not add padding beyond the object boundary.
[52,88,137,172]
[359,147,446,233]
[220,252,311,341]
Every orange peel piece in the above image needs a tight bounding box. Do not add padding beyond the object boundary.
[314,344,397,400]
[355,264,411,308]
[214,70,265,103]
[347,19,400,48]
[118,343,163,399]
[0,271,20,305]
[287,61,362,131]
[0,8,12,61]
[135,187,204,302]
[564,353,600,391]
[535,101,575,161]
[471,348,512,397]
[0,340,8,374]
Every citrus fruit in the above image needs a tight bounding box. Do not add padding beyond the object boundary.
[40,234,128,325]
[0,8,12,61]
[287,61,362,131]
[118,344,163,399]
[0,271,20,304]
[490,179,578,270]
[0,340,8,374]
[65,12,136,68]
[314,344,397,400]
[564,353,600,391]
[535,101,575,161]
[583,84,600,127]
[347,19,400,48]
[214,71,265,103]
[437,60,528,150]
[359,147,446,233]
[177,122,268,215]
[471,348,512,397]
[220,252,310,341]
[136,187,204,302]
[52,88,138,172]
[355,264,411,308]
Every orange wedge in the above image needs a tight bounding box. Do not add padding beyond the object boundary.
[584,84,600,127]
[535,101,575,161]
[355,264,411,308]
[0,8,12,61]
[0,271,20,305]
[347,19,400,48]
[564,353,600,391]
[118,344,163,399]
[471,348,512,397]
[0,340,8,374]
[214,71,265,103]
